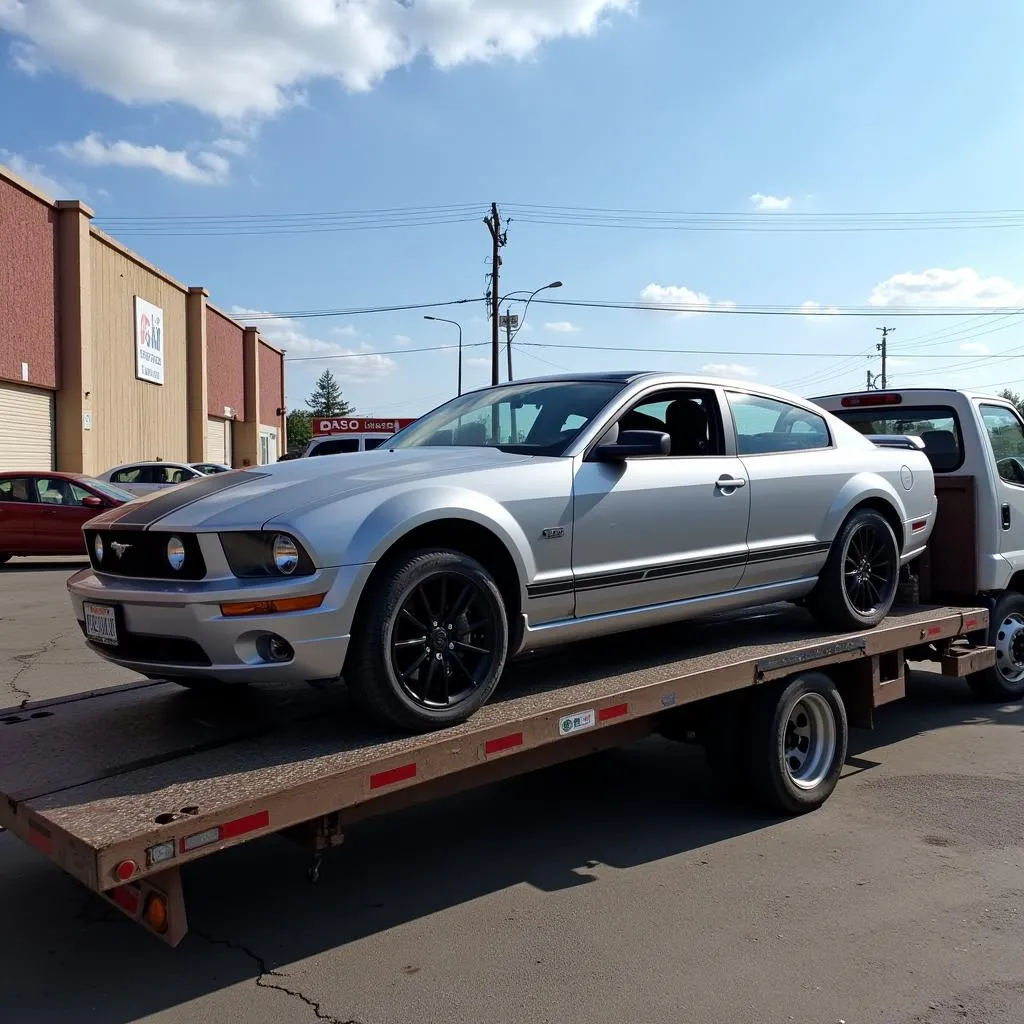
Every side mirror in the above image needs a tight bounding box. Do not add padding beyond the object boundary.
[596,429,670,461]
[81,495,104,508]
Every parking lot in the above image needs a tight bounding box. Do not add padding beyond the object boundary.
[2,562,1024,1024]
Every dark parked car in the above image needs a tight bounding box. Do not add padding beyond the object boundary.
[0,472,135,562]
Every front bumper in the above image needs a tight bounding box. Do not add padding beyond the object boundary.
[67,561,374,685]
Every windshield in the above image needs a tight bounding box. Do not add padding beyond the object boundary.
[77,477,138,502]
[388,380,625,456]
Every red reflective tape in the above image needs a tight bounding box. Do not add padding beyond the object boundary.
[111,885,141,916]
[485,732,523,755]
[965,618,979,630]
[28,820,52,855]
[927,625,942,636]
[598,703,629,722]
[220,810,270,841]
[370,763,417,789]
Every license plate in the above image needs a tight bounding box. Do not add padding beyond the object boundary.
[83,602,119,646]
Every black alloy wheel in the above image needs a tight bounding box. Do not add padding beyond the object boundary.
[842,518,898,617]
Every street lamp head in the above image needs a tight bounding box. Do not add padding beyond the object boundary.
[423,315,436,321]
[547,281,563,289]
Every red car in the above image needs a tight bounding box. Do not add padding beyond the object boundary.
[0,471,136,562]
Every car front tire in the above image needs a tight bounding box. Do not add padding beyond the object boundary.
[807,508,899,631]
[346,548,509,732]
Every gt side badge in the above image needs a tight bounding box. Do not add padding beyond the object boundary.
[541,527,565,539]
[559,709,595,736]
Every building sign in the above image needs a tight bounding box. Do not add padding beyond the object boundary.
[134,296,165,385]
[314,417,416,437]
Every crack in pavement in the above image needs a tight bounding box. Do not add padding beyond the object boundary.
[4,629,73,708]
[194,928,368,1024]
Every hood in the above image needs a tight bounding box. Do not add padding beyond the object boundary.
[88,447,546,532]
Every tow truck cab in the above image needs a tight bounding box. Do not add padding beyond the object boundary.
[813,387,1024,699]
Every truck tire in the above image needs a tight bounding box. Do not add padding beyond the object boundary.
[967,590,1024,701]
[346,548,509,732]
[745,672,848,814]
[807,508,899,631]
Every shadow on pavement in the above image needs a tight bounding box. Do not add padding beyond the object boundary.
[1,665,1022,1023]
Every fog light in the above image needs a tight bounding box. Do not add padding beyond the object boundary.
[93,534,104,561]
[267,636,294,662]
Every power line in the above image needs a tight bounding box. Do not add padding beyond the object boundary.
[284,341,488,363]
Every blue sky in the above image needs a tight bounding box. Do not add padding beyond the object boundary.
[2,0,1023,417]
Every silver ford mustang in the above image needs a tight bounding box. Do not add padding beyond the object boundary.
[68,372,936,731]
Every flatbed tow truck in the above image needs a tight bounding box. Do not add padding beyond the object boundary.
[0,600,994,947]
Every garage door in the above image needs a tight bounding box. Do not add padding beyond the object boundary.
[207,416,233,467]
[0,382,54,471]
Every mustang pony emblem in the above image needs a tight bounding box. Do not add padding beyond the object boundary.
[110,542,132,559]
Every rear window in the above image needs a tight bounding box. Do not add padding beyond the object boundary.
[310,437,360,456]
[832,404,964,472]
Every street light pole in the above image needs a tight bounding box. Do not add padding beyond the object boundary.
[423,315,463,396]
[498,280,562,382]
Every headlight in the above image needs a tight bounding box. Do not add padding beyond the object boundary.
[93,534,104,562]
[272,534,299,575]
[167,536,186,571]
[219,531,315,578]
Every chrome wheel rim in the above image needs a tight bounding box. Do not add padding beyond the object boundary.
[994,612,1024,684]
[842,521,897,616]
[389,571,500,709]
[783,693,837,790]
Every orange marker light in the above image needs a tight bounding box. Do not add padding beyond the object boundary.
[143,892,169,935]
[219,593,326,617]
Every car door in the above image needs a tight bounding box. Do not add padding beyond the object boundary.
[0,476,36,554]
[33,477,100,554]
[976,401,1024,569]
[108,465,152,496]
[724,389,843,589]
[570,388,751,618]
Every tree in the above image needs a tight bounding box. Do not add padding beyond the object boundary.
[286,409,312,454]
[306,369,352,417]
[998,389,1024,415]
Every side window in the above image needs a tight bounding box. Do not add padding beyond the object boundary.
[728,393,831,455]
[36,478,85,505]
[311,438,360,456]
[0,477,34,503]
[980,404,1024,486]
[616,390,721,457]
[111,466,144,484]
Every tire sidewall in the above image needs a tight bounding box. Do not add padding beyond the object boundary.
[764,674,848,812]
[832,510,899,628]
[977,590,1024,698]
[378,550,509,725]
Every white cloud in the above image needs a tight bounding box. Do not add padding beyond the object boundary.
[330,325,358,337]
[959,341,992,355]
[869,267,1024,308]
[702,363,757,378]
[56,133,229,184]
[0,150,71,197]
[393,334,412,346]
[212,138,248,156]
[232,307,395,383]
[801,300,840,321]
[543,320,580,333]
[750,192,792,212]
[2,1,633,121]
[640,283,735,317]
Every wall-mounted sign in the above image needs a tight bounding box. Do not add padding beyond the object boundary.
[134,296,165,385]
[314,417,416,436]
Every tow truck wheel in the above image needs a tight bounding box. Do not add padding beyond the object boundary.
[807,508,899,631]
[346,548,509,732]
[967,590,1024,701]
[745,672,848,814]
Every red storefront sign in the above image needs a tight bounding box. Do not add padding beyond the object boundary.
[314,417,416,437]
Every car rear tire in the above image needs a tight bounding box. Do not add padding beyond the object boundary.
[345,548,509,732]
[967,590,1024,701]
[745,671,848,814]
[807,508,899,631]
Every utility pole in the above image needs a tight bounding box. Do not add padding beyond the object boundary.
[483,203,507,387]
[866,369,875,390]
[876,326,893,390]
[501,308,519,381]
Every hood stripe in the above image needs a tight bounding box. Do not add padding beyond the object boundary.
[97,471,270,530]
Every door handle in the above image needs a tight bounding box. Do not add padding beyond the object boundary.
[1002,503,1011,530]
[715,475,746,490]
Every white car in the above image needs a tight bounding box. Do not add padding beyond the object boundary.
[97,461,216,497]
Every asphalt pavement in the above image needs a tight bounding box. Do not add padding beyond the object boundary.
[2,561,1023,1024]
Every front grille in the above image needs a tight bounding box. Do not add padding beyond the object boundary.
[78,621,211,665]
[85,530,207,580]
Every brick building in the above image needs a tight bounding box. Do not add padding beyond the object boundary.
[0,163,286,473]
